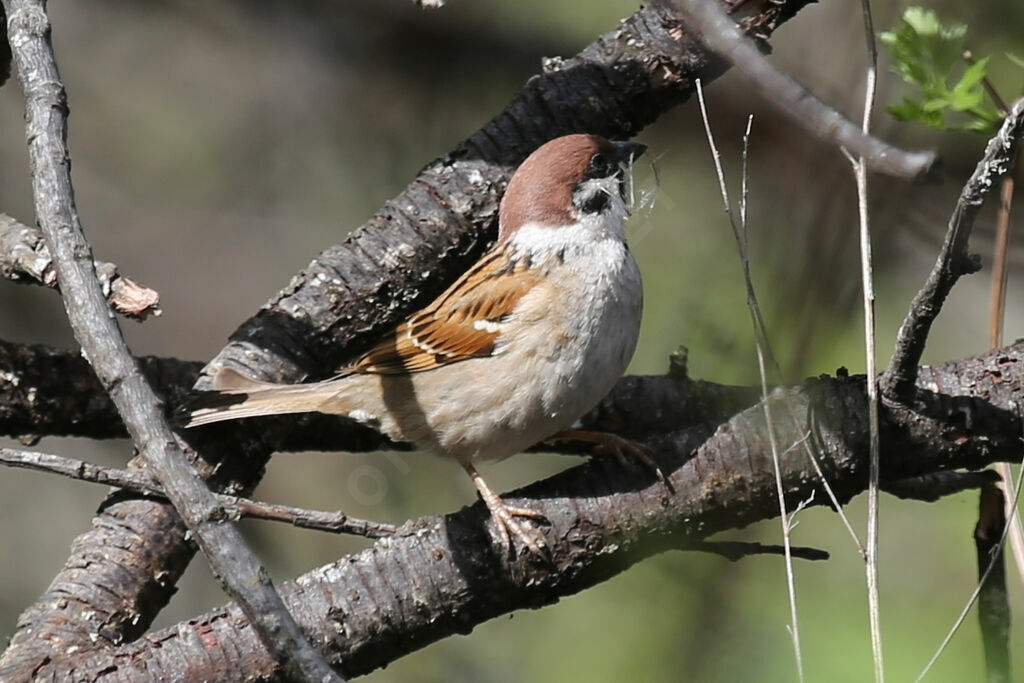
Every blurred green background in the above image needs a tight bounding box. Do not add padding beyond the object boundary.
[1,0,1023,680]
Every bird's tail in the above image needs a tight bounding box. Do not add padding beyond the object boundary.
[183,367,349,427]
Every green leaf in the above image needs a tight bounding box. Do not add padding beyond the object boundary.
[888,98,943,128]
[922,95,951,112]
[887,99,925,121]
[948,87,983,112]
[880,7,1003,133]
[954,56,989,92]
[902,7,940,36]
[955,117,999,134]
[1007,52,1024,71]
[882,7,964,89]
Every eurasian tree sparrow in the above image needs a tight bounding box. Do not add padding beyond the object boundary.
[187,134,648,554]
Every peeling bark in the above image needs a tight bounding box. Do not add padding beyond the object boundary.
[0,214,161,320]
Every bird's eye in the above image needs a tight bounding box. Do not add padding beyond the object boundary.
[587,152,613,178]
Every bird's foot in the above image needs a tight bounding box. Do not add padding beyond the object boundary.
[463,463,548,557]
[552,430,673,493]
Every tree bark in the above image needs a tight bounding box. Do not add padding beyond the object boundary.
[14,342,1021,682]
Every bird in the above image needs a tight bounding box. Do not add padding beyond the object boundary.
[186,133,648,554]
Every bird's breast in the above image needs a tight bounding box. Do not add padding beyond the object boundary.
[368,226,643,465]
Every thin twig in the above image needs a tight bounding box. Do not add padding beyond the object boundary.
[735,96,866,552]
[915,455,1024,681]
[799,425,866,552]
[0,447,397,539]
[847,1,883,679]
[988,164,1016,357]
[972,55,1022,581]
[686,540,829,562]
[695,81,804,683]
[974,484,1011,683]
[883,97,1024,401]
[963,51,1011,115]
[985,137,1024,589]
[0,5,8,90]
[882,470,1001,502]
[2,3,344,680]
[693,77,864,553]
[671,0,939,182]
[0,213,160,320]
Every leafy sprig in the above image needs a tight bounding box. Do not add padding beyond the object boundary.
[880,7,1014,134]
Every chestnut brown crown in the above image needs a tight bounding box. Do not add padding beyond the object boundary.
[497,134,646,240]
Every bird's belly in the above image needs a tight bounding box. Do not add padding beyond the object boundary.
[411,357,578,463]
[360,241,642,464]
[408,283,641,462]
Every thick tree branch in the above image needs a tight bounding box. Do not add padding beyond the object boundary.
[0,214,161,320]
[0,338,760,448]
[0,338,411,452]
[3,2,342,680]
[0,4,825,675]
[27,343,1024,682]
[883,97,1024,401]
[0,339,204,441]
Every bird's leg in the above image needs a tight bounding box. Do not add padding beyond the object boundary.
[462,463,547,556]
[549,430,672,491]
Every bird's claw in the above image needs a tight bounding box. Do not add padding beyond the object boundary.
[464,462,549,558]
[488,502,549,558]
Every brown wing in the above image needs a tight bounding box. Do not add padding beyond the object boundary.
[351,246,543,374]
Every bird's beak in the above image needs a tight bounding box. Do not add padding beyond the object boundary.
[612,141,647,165]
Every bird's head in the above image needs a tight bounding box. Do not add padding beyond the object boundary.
[498,134,646,241]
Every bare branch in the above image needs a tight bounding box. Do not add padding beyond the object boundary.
[0,213,160,320]
[2,2,342,680]
[0,446,397,539]
[694,86,803,680]
[847,0,883,677]
[975,484,1011,683]
[883,98,1024,401]
[882,470,1001,502]
[0,338,758,448]
[29,342,1024,682]
[7,440,847,560]
[0,6,8,88]
[687,540,829,562]
[671,0,938,182]
[981,70,1024,594]
[916,461,1024,682]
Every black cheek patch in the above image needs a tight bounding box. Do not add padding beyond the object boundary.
[581,190,610,214]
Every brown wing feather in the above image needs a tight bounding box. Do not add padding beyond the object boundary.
[352,246,542,374]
